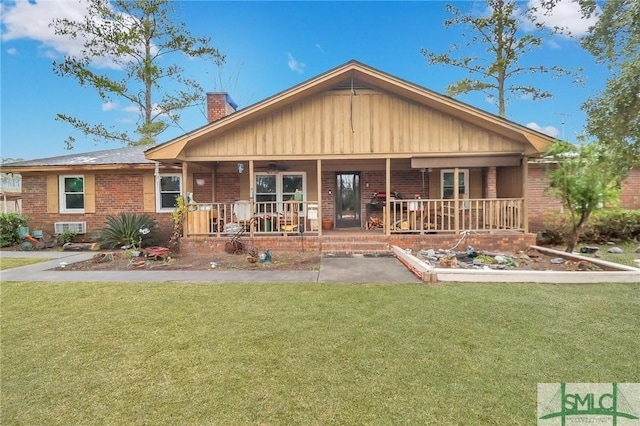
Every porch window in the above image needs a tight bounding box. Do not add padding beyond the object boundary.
[254,172,306,213]
[441,169,469,202]
[59,175,84,213]
[156,174,182,212]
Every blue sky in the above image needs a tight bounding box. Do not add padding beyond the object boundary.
[1,0,606,161]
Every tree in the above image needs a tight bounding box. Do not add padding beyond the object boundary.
[578,0,640,165]
[545,140,628,252]
[51,0,225,148]
[421,0,579,117]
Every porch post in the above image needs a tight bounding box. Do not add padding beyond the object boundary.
[182,161,189,237]
[385,158,391,236]
[522,157,529,233]
[249,160,254,237]
[317,159,323,237]
[454,167,460,235]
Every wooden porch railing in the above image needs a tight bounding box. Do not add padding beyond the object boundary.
[386,198,524,234]
[184,198,524,237]
[185,200,319,236]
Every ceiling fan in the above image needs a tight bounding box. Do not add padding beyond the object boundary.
[261,161,288,174]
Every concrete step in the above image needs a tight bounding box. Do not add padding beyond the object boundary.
[321,240,390,255]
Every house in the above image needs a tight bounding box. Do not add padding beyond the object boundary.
[4,61,636,253]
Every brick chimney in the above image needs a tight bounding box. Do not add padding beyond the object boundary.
[206,92,238,122]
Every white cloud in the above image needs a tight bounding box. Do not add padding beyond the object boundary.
[102,101,119,112]
[315,43,325,54]
[123,105,140,114]
[526,122,560,138]
[6,47,17,55]
[0,0,138,69]
[1,0,90,56]
[527,0,599,37]
[287,53,305,74]
[485,95,497,106]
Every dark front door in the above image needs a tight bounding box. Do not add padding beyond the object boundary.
[335,172,361,228]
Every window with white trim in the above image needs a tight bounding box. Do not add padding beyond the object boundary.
[59,175,85,213]
[254,172,306,213]
[441,169,469,201]
[156,174,182,212]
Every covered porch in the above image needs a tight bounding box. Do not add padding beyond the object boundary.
[180,155,530,242]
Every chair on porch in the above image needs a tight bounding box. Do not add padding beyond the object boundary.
[279,200,300,233]
[233,200,252,231]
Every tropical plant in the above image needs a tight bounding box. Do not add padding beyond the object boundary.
[0,213,28,247]
[94,213,158,249]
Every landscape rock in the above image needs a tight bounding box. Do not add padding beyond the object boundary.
[635,247,640,253]
[580,246,599,254]
[551,257,565,264]
[607,247,623,254]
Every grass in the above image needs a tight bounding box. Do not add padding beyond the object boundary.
[2,282,638,425]
[580,242,640,267]
[0,257,51,270]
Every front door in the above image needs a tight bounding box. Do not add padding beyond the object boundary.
[335,172,361,228]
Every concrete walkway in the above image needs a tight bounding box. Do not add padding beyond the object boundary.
[0,251,421,284]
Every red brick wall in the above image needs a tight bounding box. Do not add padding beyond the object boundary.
[192,173,213,203]
[215,173,240,202]
[620,168,640,209]
[527,164,564,232]
[20,174,173,244]
[526,164,640,232]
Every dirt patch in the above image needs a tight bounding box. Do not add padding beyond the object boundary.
[45,246,601,272]
[51,249,322,271]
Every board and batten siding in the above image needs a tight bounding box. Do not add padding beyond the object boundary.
[184,90,523,159]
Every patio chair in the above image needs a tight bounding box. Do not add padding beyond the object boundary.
[278,200,300,233]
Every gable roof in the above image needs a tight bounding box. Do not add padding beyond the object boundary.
[146,60,555,161]
[0,146,158,173]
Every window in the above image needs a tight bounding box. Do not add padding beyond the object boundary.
[441,169,469,202]
[254,172,306,213]
[59,175,84,213]
[157,174,182,211]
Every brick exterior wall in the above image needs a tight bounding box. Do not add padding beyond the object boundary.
[180,232,537,255]
[215,173,240,203]
[620,168,640,209]
[192,173,213,203]
[21,174,173,244]
[527,164,564,232]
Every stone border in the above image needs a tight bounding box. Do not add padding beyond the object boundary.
[391,245,640,284]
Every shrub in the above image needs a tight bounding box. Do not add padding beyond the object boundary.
[94,213,158,249]
[0,213,28,247]
[540,209,640,245]
[583,209,640,243]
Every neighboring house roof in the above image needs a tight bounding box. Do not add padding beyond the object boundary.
[0,145,166,173]
[146,60,555,162]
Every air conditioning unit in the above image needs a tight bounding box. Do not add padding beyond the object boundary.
[54,222,87,234]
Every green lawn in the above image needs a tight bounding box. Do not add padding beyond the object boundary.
[0,257,51,270]
[2,282,638,425]
[584,242,640,268]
